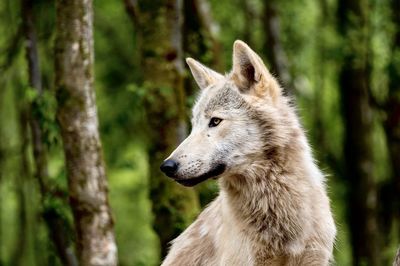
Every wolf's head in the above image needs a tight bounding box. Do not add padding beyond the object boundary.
[160,40,297,187]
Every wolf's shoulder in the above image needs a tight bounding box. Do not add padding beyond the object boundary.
[161,196,222,266]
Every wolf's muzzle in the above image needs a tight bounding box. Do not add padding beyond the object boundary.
[174,163,226,187]
[160,159,179,177]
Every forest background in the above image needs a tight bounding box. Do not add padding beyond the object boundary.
[0,0,399,265]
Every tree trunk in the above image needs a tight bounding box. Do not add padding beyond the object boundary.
[263,0,292,94]
[394,248,400,266]
[9,109,30,266]
[21,1,78,265]
[337,0,380,265]
[192,0,223,71]
[55,0,117,265]
[183,0,223,98]
[21,0,46,193]
[384,0,400,237]
[242,0,256,48]
[0,80,4,266]
[125,0,200,259]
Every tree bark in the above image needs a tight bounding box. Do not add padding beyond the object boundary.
[0,76,4,266]
[9,109,30,266]
[337,0,380,265]
[125,0,200,259]
[242,0,257,48]
[192,0,223,71]
[263,0,292,94]
[394,248,400,266]
[55,0,117,265]
[21,1,78,265]
[183,0,223,95]
[384,0,400,237]
[21,0,45,192]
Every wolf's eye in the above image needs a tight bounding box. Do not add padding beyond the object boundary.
[209,117,222,127]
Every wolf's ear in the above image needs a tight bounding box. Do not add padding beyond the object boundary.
[186,58,223,89]
[231,40,280,99]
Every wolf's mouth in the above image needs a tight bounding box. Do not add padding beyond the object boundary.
[175,164,226,187]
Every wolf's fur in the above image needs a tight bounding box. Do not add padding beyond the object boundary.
[160,41,336,266]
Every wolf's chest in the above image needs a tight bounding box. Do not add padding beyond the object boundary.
[215,222,254,265]
[214,222,289,266]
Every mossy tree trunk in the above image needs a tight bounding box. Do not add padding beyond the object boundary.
[21,1,78,264]
[9,108,30,266]
[262,0,292,95]
[124,0,200,259]
[242,0,256,48]
[337,0,380,265]
[191,0,223,71]
[0,91,3,265]
[384,0,400,236]
[54,0,117,265]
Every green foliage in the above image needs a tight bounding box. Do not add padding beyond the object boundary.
[25,87,60,147]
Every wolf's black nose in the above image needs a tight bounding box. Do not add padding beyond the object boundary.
[160,159,178,177]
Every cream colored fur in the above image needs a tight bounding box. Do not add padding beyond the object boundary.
[161,40,336,266]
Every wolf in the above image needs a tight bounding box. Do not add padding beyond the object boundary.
[159,40,336,265]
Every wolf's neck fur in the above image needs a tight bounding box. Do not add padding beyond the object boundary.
[219,129,316,256]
